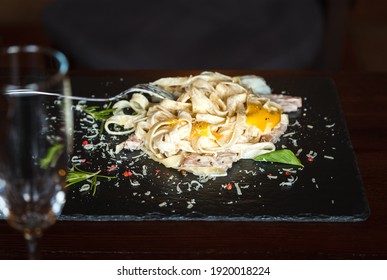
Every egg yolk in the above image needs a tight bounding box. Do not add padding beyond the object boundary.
[191,122,211,138]
[190,121,222,140]
[166,119,181,127]
[246,103,281,131]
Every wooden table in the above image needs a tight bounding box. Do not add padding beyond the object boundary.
[1,70,387,260]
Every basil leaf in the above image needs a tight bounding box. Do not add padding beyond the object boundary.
[253,149,304,167]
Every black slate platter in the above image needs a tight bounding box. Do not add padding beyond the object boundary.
[60,75,370,222]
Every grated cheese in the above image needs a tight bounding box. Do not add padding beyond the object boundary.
[324,155,334,160]
[234,183,243,196]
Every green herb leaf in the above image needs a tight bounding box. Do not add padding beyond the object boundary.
[253,149,304,167]
[82,103,115,121]
[40,144,64,169]
[66,164,116,195]
[82,103,115,135]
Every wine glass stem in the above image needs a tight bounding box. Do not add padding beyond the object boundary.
[26,236,40,260]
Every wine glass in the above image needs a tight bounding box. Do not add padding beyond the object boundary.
[0,45,73,259]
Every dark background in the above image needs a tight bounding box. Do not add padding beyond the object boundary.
[0,0,386,72]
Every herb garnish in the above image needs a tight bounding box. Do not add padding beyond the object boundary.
[66,164,116,196]
[82,103,115,134]
[254,149,304,167]
[40,144,64,169]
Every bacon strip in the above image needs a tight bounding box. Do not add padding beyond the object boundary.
[266,94,302,112]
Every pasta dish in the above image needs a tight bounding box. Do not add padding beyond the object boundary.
[104,72,300,176]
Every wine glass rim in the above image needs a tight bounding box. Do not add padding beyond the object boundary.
[1,45,69,91]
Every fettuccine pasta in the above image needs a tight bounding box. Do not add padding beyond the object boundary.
[105,72,290,176]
